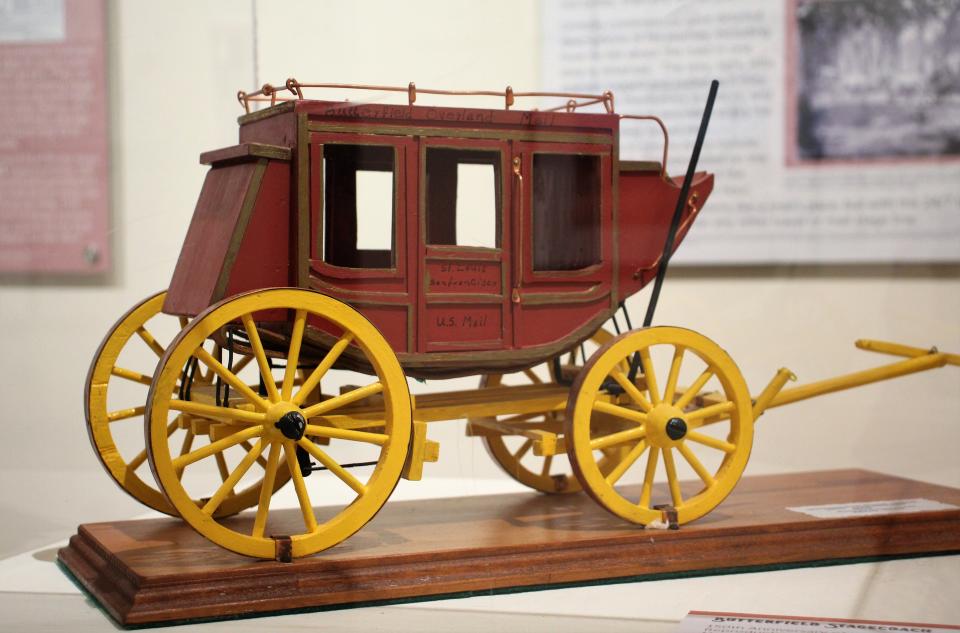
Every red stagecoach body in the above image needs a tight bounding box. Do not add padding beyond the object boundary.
[77,81,960,573]
[162,94,712,378]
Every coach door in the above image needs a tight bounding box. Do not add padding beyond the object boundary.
[510,141,614,349]
[417,137,513,353]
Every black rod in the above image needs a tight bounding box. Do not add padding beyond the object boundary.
[626,80,719,386]
[642,79,719,328]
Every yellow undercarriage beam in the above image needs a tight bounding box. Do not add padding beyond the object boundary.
[401,421,439,481]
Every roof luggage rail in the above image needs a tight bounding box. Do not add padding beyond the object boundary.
[237,78,616,114]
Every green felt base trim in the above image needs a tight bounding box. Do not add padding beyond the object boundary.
[58,549,960,630]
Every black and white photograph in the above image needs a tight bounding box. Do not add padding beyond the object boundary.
[794,0,960,161]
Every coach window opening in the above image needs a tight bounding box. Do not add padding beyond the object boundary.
[532,152,601,271]
[425,147,501,249]
[322,143,397,269]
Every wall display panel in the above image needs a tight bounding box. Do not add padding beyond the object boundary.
[0,0,109,274]
[541,0,960,264]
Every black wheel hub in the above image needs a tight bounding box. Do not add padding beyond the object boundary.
[665,417,687,440]
[276,410,307,441]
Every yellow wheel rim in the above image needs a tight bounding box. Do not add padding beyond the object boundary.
[566,326,753,525]
[86,290,286,516]
[147,288,411,559]
[475,328,623,494]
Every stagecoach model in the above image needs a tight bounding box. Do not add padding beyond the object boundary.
[85,79,959,561]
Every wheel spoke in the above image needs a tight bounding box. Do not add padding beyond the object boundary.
[127,447,149,472]
[175,430,196,477]
[522,368,543,385]
[252,441,282,537]
[305,424,388,446]
[297,438,368,496]
[604,439,647,485]
[639,349,660,405]
[214,451,231,486]
[638,447,660,508]
[107,406,145,423]
[592,400,648,426]
[284,442,318,533]
[663,346,685,404]
[674,368,714,410]
[240,440,269,469]
[662,448,683,507]
[230,354,253,375]
[609,370,652,412]
[194,345,220,384]
[686,431,736,453]
[301,381,383,419]
[168,400,266,425]
[282,310,307,400]
[540,454,553,477]
[292,333,355,406]
[194,347,270,411]
[111,366,153,386]
[513,438,533,460]
[242,313,281,404]
[201,439,265,516]
[179,430,195,457]
[139,419,182,472]
[685,401,735,427]
[589,425,646,451]
[173,425,263,470]
[135,325,166,358]
[677,441,716,487]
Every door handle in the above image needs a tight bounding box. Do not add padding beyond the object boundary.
[512,156,523,304]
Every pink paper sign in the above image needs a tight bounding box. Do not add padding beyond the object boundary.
[0,0,109,274]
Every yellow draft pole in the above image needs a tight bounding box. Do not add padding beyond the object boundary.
[760,344,950,413]
[855,339,960,367]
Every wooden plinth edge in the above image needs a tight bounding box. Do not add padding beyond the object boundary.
[58,469,960,626]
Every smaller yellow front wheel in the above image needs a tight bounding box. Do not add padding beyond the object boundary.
[566,327,753,526]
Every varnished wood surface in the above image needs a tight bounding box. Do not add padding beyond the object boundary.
[58,469,960,626]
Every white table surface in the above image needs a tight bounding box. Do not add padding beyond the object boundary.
[2,473,958,632]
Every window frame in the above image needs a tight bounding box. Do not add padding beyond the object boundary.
[309,133,408,280]
[421,139,507,256]
[520,143,612,283]
[424,146,503,250]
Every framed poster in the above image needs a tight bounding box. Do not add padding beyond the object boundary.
[0,0,109,274]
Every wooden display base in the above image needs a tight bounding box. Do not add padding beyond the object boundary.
[59,469,960,626]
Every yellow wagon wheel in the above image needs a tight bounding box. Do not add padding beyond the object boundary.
[85,290,284,516]
[475,328,626,494]
[146,288,411,559]
[566,326,753,525]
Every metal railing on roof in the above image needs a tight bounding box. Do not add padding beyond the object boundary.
[236,79,671,179]
[237,78,616,114]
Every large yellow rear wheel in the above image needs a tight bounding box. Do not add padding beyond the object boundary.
[566,327,753,525]
[475,328,626,494]
[86,291,279,516]
[147,288,411,559]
